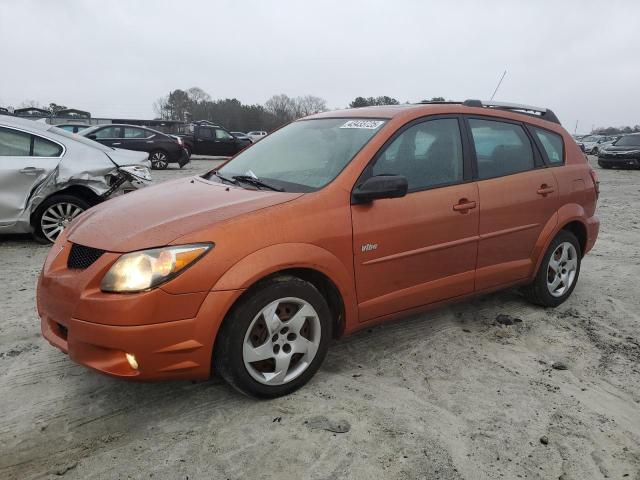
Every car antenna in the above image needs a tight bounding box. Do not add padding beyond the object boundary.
[490,69,507,101]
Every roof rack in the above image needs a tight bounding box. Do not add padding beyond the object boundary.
[462,99,561,125]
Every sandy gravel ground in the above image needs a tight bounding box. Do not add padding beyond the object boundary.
[1,157,639,479]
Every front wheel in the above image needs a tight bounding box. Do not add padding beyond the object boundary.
[149,150,169,169]
[598,160,612,169]
[33,194,89,243]
[214,276,332,398]
[522,230,581,307]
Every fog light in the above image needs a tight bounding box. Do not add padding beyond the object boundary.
[125,353,139,370]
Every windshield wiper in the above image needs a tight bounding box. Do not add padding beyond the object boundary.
[232,175,284,192]
[213,171,239,185]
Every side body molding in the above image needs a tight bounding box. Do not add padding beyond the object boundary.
[211,243,359,334]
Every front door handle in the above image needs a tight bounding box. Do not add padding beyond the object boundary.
[19,167,45,175]
[112,142,121,145]
[453,199,477,213]
[537,184,555,196]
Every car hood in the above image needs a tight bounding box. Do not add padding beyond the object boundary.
[602,145,640,153]
[66,177,303,252]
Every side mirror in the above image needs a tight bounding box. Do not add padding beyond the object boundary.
[352,174,408,204]
[87,134,97,140]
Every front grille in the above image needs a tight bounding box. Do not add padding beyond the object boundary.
[67,243,105,269]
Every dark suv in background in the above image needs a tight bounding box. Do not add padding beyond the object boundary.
[82,124,189,169]
[598,133,640,169]
[177,121,252,157]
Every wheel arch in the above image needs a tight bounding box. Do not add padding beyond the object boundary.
[211,243,358,339]
[30,184,102,225]
[531,204,590,279]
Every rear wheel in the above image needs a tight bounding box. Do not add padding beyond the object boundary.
[33,194,89,243]
[598,160,612,169]
[214,275,332,398]
[522,230,581,307]
[149,150,169,169]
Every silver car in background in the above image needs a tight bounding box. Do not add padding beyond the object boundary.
[0,115,152,243]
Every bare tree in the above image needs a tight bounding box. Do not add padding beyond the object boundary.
[186,87,211,103]
[265,94,296,123]
[293,95,327,117]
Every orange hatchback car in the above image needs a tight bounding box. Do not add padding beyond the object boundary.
[37,100,599,397]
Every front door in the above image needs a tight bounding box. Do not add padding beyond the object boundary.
[0,127,62,226]
[465,117,559,290]
[215,128,239,156]
[351,117,479,322]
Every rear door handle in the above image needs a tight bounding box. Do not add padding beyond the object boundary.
[453,199,477,213]
[537,184,555,196]
[112,142,121,145]
[19,167,45,175]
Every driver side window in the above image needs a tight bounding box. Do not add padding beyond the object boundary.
[372,118,464,191]
[215,129,233,140]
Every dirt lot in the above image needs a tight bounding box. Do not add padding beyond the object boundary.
[1,157,639,479]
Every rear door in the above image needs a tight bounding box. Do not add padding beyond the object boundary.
[465,117,559,290]
[351,116,479,322]
[122,127,155,153]
[194,126,217,154]
[90,126,123,148]
[0,127,63,226]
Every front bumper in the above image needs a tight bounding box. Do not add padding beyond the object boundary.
[37,239,243,381]
[598,156,640,168]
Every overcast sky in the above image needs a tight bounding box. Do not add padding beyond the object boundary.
[1,0,638,132]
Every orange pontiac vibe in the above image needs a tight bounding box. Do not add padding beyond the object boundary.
[37,100,600,397]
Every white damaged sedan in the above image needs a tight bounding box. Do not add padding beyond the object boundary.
[0,115,152,243]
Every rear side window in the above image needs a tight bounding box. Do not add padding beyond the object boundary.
[0,127,31,156]
[33,136,63,157]
[199,127,214,139]
[123,127,151,139]
[94,126,121,139]
[469,119,534,179]
[533,127,564,165]
[373,118,464,190]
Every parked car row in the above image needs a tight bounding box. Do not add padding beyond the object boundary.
[176,121,252,158]
[0,115,151,243]
[578,134,620,155]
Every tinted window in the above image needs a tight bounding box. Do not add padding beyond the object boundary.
[0,128,31,156]
[93,126,121,139]
[372,118,463,190]
[199,127,214,139]
[215,128,233,140]
[123,127,151,139]
[469,119,534,179]
[33,136,63,157]
[533,127,564,164]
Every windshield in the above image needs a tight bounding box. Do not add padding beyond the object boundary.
[48,126,115,152]
[217,118,386,192]
[614,135,640,147]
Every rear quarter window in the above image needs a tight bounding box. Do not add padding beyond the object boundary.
[533,127,564,165]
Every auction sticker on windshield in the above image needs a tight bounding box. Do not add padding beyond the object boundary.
[340,120,385,129]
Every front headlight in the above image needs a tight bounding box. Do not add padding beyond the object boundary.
[101,243,212,293]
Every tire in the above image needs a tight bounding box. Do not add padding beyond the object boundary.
[32,194,89,244]
[184,146,192,158]
[214,275,333,398]
[598,160,612,169]
[149,150,169,169]
[592,147,599,156]
[522,230,582,308]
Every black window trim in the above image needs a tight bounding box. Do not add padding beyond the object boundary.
[92,125,123,140]
[526,124,566,167]
[462,114,546,182]
[352,114,473,200]
[0,125,65,158]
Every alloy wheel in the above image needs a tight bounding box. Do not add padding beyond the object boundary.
[40,202,84,242]
[150,152,168,169]
[546,241,578,297]
[242,297,321,386]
